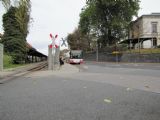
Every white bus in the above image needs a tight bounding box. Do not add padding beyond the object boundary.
[69,50,84,64]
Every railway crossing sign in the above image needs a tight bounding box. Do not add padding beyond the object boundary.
[49,33,59,48]
[61,38,67,47]
[48,33,60,70]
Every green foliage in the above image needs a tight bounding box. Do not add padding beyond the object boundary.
[67,28,91,51]
[3,54,25,69]
[15,0,31,38]
[3,54,13,68]
[79,0,140,46]
[1,0,31,64]
[1,6,27,63]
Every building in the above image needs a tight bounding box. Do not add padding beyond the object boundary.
[129,13,160,48]
[0,33,47,62]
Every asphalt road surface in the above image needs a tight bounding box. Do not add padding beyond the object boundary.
[0,62,160,120]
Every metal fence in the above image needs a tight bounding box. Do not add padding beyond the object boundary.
[83,51,160,63]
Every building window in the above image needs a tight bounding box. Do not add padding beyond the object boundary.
[153,38,157,46]
[151,22,158,33]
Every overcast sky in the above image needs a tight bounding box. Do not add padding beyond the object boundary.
[0,0,160,55]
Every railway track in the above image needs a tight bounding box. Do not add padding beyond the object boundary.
[0,61,48,84]
[27,62,48,71]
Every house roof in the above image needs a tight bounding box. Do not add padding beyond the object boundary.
[26,42,35,50]
[26,42,47,57]
[142,13,160,17]
[120,37,154,44]
[131,13,160,24]
[0,34,47,57]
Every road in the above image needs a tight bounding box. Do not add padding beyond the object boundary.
[0,62,160,120]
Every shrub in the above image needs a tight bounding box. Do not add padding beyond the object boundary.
[3,54,13,68]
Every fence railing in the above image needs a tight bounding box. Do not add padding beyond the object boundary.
[83,51,160,63]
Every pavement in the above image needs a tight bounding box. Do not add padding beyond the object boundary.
[24,62,160,94]
[27,63,80,78]
[1,61,160,94]
[1,62,160,120]
[0,62,79,82]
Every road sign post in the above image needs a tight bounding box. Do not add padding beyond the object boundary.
[52,38,55,70]
[54,46,60,70]
[48,45,53,70]
[49,34,58,70]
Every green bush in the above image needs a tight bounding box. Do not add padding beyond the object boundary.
[3,54,13,68]
[3,54,25,69]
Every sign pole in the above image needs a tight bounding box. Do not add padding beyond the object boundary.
[50,34,58,71]
[52,37,55,70]
[48,45,53,70]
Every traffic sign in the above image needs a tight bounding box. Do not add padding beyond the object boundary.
[61,38,67,47]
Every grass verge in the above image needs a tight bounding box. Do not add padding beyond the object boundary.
[3,54,25,69]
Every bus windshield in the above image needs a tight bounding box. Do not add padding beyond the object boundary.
[70,50,83,59]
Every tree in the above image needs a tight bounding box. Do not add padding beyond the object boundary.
[1,6,27,63]
[15,0,31,39]
[0,0,31,63]
[0,0,11,11]
[79,0,140,46]
[67,28,91,51]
